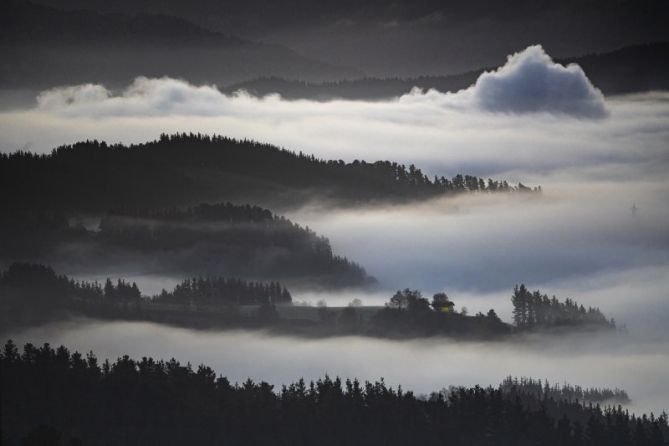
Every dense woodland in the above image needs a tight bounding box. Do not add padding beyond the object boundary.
[511,284,617,331]
[156,276,291,306]
[0,263,291,330]
[0,202,374,289]
[1,340,667,446]
[0,133,538,213]
[499,377,630,406]
[0,134,537,288]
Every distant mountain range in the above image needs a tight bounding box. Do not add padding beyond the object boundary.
[2,1,666,95]
[223,42,669,100]
[0,0,362,89]
[25,0,669,78]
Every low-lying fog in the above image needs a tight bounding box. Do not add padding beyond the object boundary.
[1,46,667,414]
[288,181,669,339]
[6,320,669,416]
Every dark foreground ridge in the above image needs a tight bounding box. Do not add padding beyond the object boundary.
[1,340,667,446]
[0,263,620,340]
[1,133,539,212]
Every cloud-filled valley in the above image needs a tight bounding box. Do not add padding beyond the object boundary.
[1,45,667,332]
[1,44,668,424]
[3,0,669,437]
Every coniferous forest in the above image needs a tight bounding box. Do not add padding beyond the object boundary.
[0,133,538,213]
[1,340,667,446]
[0,201,374,289]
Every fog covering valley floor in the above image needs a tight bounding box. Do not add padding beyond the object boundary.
[1,44,668,443]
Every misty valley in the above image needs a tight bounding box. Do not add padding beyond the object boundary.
[2,1,669,444]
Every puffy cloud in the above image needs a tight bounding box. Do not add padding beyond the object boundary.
[471,45,608,117]
[36,77,231,117]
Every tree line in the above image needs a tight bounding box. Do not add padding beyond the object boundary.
[1,340,666,446]
[0,263,292,329]
[0,202,375,289]
[511,284,617,330]
[97,202,374,288]
[369,289,508,337]
[500,376,630,406]
[156,277,291,306]
[0,133,540,213]
[1,265,628,340]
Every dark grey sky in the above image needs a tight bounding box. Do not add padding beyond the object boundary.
[20,0,669,76]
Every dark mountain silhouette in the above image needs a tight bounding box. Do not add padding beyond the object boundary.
[0,203,376,290]
[224,42,669,100]
[0,0,241,46]
[2,340,667,445]
[0,134,534,290]
[0,0,362,89]
[0,133,538,214]
[25,0,669,78]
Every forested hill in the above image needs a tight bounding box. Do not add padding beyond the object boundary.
[0,203,375,289]
[1,133,538,212]
[0,0,360,88]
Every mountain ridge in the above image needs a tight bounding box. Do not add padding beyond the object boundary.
[0,0,364,88]
[223,42,669,100]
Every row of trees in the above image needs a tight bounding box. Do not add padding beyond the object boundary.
[1,341,666,446]
[107,202,277,224]
[500,376,630,405]
[155,277,291,306]
[374,289,508,337]
[0,200,375,289]
[1,133,539,213]
[512,284,616,330]
[0,263,293,330]
[387,289,457,312]
[0,263,140,304]
[97,202,374,288]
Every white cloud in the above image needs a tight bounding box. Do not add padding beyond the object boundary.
[30,45,607,119]
[470,45,608,117]
[36,77,230,117]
